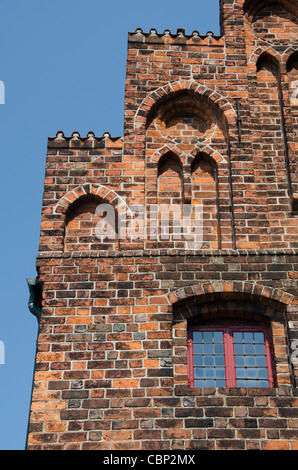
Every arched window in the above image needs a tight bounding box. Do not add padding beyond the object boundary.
[172,293,293,390]
[188,324,274,388]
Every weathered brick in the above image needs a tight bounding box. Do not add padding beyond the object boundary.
[26,0,298,452]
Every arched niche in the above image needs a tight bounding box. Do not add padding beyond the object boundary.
[157,151,184,205]
[146,89,228,149]
[64,194,118,252]
[244,1,298,45]
[191,153,220,250]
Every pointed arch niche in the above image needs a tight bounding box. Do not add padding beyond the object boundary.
[144,88,235,250]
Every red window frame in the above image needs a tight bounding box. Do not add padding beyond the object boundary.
[187,325,275,388]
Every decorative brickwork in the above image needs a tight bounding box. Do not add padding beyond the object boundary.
[26,0,298,451]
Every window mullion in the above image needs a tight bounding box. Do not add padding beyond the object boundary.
[187,333,194,388]
[224,328,236,387]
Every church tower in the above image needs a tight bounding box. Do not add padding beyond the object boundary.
[26,0,298,450]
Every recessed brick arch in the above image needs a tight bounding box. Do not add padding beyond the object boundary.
[150,145,185,166]
[168,281,295,310]
[188,147,225,167]
[247,46,282,70]
[243,0,298,21]
[134,81,237,131]
[54,184,130,218]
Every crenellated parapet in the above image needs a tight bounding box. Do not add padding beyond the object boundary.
[47,130,123,149]
[128,28,224,46]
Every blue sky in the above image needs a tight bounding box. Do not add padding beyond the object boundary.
[0,0,220,450]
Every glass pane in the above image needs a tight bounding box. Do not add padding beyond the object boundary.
[244,343,255,355]
[205,356,214,366]
[194,368,204,378]
[233,332,243,343]
[194,379,204,387]
[247,380,258,388]
[256,356,267,366]
[192,330,226,388]
[254,332,264,343]
[215,355,225,366]
[193,332,203,342]
[193,355,203,366]
[246,356,256,366]
[214,331,223,342]
[247,368,257,379]
[236,367,246,378]
[205,368,215,378]
[216,380,226,387]
[215,368,225,378]
[235,356,245,366]
[243,332,254,343]
[205,379,216,387]
[193,343,203,355]
[203,331,213,342]
[214,343,224,354]
[255,344,265,355]
[258,368,268,378]
[237,379,247,387]
[234,343,244,355]
[204,343,214,354]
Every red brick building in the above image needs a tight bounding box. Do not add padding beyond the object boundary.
[26,0,298,450]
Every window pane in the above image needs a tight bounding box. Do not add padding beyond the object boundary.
[255,343,265,355]
[247,368,257,379]
[244,343,255,355]
[214,331,223,342]
[193,343,203,355]
[235,356,245,366]
[233,332,243,343]
[192,330,226,388]
[233,330,269,388]
[256,356,267,367]
[194,368,204,378]
[193,332,203,342]
[204,343,214,354]
[234,343,244,355]
[215,368,225,378]
[236,367,246,378]
[254,332,264,343]
[193,356,203,366]
[205,356,214,366]
[203,331,213,342]
[243,332,254,343]
[246,355,256,366]
[214,343,224,354]
[215,355,225,366]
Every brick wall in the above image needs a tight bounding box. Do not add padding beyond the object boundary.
[26,0,298,451]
